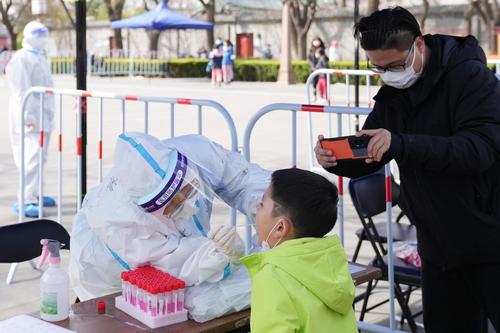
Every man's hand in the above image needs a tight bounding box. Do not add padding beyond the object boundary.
[208,225,237,259]
[356,129,391,163]
[314,134,338,168]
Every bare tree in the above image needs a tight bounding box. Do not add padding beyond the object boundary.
[419,0,430,32]
[0,0,30,50]
[58,0,76,28]
[289,0,317,60]
[464,0,474,35]
[104,0,126,50]
[465,0,498,54]
[55,0,98,30]
[198,0,214,49]
[143,0,162,54]
[367,0,379,15]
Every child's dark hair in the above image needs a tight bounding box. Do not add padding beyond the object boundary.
[270,168,338,238]
[354,6,421,51]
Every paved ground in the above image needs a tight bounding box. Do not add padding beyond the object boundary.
[0,75,422,331]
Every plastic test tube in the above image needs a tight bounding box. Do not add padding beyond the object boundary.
[167,285,174,314]
[160,285,167,316]
[138,282,145,312]
[142,284,148,313]
[121,272,128,303]
[130,278,137,306]
[151,287,159,317]
[177,281,185,311]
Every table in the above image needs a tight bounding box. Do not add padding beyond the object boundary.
[32,263,381,333]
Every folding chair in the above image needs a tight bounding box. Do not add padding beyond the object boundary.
[351,172,416,263]
[349,173,421,333]
[0,220,70,282]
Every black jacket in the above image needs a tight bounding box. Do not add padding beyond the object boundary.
[328,34,500,269]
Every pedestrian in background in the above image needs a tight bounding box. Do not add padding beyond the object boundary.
[314,48,329,102]
[6,21,57,217]
[209,41,223,86]
[222,40,235,84]
[307,37,326,100]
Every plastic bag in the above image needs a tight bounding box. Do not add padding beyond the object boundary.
[393,241,421,268]
[184,265,251,323]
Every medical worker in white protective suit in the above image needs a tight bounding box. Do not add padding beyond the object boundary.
[70,133,270,308]
[6,21,56,217]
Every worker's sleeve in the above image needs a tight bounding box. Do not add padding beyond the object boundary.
[169,135,272,223]
[209,141,271,221]
[389,61,500,175]
[250,271,300,333]
[5,54,39,128]
[150,236,230,286]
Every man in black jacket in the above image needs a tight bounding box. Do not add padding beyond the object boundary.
[315,6,500,332]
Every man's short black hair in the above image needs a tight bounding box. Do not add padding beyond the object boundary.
[270,168,338,238]
[354,6,422,51]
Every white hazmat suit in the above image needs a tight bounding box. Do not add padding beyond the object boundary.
[70,133,270,305]
[6,21,55,216]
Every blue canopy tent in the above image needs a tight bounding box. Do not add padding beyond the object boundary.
[111,2,214,30]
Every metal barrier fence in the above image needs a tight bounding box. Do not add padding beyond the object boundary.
[8,87,238,284]
[17,87,238,221]
[242,102,404,333]
[50,54,168,77]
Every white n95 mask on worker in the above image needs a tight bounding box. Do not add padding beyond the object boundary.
[380,42,423,89]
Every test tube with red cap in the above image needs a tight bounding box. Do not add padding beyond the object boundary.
[119,266,186,318]
[177,280,186,311]
[130,276,137,306]
[121,272,128,303]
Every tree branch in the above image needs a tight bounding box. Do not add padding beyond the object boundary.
[13,1,29,27]
[58,0,76,28]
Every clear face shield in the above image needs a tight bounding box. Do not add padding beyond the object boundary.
[136,150,213,224]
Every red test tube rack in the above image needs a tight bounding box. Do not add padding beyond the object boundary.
[115,266,187,328]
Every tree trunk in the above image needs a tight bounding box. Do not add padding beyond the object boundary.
[206,2,215,49]
[464,1,474,35]
[298,32,307,60]
[367,0,379,15]
[114,29,123,51]
[148,29,161,55]
[291,24,298,58]
[488,20,496,54]
[8,31,17,50]
[420,0,430,32]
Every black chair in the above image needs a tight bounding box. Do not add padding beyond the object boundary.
[349,173,421,333]
[0,219,70,263]
[351,172,416,263]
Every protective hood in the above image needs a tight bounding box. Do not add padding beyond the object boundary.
[114,133,175,202]
[242,236,354,315]
[22,21,49,52]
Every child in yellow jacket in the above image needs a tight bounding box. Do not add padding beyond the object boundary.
[241,168,357,333]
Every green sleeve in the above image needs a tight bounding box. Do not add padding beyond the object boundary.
[250,270,300,333]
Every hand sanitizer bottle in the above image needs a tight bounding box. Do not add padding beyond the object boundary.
[37,239,69,321]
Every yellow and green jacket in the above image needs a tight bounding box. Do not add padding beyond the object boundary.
[241,236,357,333]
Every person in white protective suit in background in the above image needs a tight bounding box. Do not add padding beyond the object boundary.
[6,21,56,217]
[70,132,270,306]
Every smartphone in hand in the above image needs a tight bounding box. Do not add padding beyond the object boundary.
[320,135,371,160]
